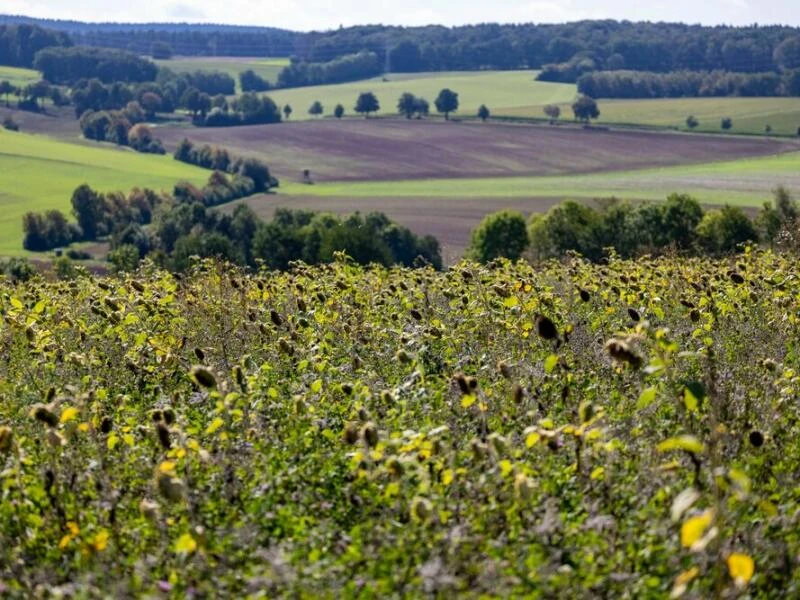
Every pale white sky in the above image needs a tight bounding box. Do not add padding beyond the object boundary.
[3,0,799,30]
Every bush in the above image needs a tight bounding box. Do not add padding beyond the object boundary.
[2,116,19,131]
[467,210,530,262]
[128,124,165,154]
[697,205,759,254]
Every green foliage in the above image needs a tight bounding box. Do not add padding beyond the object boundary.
[572,94,600,123]
[697,205,759,254]
[467,210,529,262]
[355,92,380,117]
[308,100,323,117]
[333,103,345,118]
[721,117,733,130]
[477,104,490,121]
[434,88,459,119]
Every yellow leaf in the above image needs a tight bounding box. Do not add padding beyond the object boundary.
[544,354,559,374]
[158,461,176,473]
[680,510,713,549]
[657,435,705,455]
[441,469,454,486]
[311,379,323,393]
[92,529,109,552]
[123,434,135,447]
[590,467,605,480]
[60,407,79,424]
[498,459,513,477]
[67,521,79,536]
[670,567,699,599]
[727,553,754,587]
[504,296,519,308]
[106,433,119,450]
[460,394,476,409]
[174,533,197,555]
[78,422,90,432]
[205,417,225,435]
[59,535,73,549]
[637,387,657,410]
[525,431,541,448]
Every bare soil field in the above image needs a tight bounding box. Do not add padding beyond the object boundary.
[157,119,800,184]
[0,106,81,140]
[221,193,567,264]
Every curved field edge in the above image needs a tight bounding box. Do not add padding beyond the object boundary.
[278,150,800,207]
[0,130,210,256]
[0,254,798,596]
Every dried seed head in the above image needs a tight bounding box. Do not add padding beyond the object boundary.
[139,498,160,520]
[395,350,412,364]
[189,366,216,389]
[386,457,404,478]
[579,401,595,424]
[100,416,113,434]
[156,472,185,503]
[749,430,764,448]
[604,338,643,370]
[579,289,591,302]
[270,309,283,327]
[498,361,512,379]
[343,422,360,445]
[194,347,205,362]
[411,496,433,522]
[156,422,171,450]
[150,409,163,422]
[471,438,489,460]
[47,429,66,448]
[409,309,422,321]
[46,387,57,403]
[31,404,59,428]
[341,383,354,396]
[454,373,470,395]
[466,376,478,391]
[690,309,701,322]
[537,315,558,341]
[361,422,379,448]
[0,426,13,454]
[729,272,745,285]
[488,433,508,456]
[512,383,524,403]
[627,308,640,322]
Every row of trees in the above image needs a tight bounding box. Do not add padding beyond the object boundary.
[33,46,158,84]
[578,69,800,99]
[466,188,798,263]
[276,51,383,88]
[79,109,165,153]
[173,139,278,193]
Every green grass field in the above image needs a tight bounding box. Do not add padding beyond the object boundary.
[0,130,210,256]
[280,150,800,207]
[499,97,800,136]
[154,56,290,92]
[0,65,41,88]
[266,71,576,120]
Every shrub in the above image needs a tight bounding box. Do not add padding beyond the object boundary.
[467,210,530,262]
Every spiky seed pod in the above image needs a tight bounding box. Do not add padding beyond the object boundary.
[579,401,595,424]
[0,426,13,454]
[411,497,433,522]
[498,361,512,379]
[454,373,470,395]
[162,407,175,426]
[579,289,591,302]
[343,422,360,445]
[514,473,534,502]
[604,338,643,370]
[749,430,764,448]
[537,315,558,341]
[194,347,205,362]
[139,498,160,520]
[361,422,379,448]
[512,384,524,403]
[156,473,185,503]
[762,359,778,372]
[270,310,283,327]
[488,433,508,456]
[31,404,59,428]
[409,309,422,321]
[100,416,113,434]
[189,366,216,389]
[156,422,171,450]
[627,308,640,322]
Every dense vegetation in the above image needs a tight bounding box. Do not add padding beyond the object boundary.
[0,24,71,68]
[276,51,383,88]
[578,69,800,99]
[0,249,798,595]
[33,47,158,84]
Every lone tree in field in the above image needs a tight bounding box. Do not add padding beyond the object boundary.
[478,104,490,122]
[308,101,324,118]
[435,88,459,120]
[467,210,530,262]
[355,92,380,117]
[543,104,561,123]
[0,81,15,107]
[686,115,699,130]
[397,92,417,119]
[721,117,733,131]
[283,104,293,120]
[572,95,600,124]
[413,97,429,118]
[334,104,344,119]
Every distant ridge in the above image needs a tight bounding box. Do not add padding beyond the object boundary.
[0,14,294,34]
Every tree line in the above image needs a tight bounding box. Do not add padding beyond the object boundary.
[466,188,798,263]
[578,69,800,99]
[276,51,383,88]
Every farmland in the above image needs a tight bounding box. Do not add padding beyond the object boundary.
[263,70,576,121]
[154,56,290,91]
[498,97,800,137]
[0,130,209,255]
[0,252,797,596]
[0,65,40,88]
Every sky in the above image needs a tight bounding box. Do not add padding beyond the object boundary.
[3,0,800,31]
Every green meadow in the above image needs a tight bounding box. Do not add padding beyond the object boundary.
[154,56,290,92]
[0,65,41,88]
[0,130,209,255]
[265,70,576,120]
